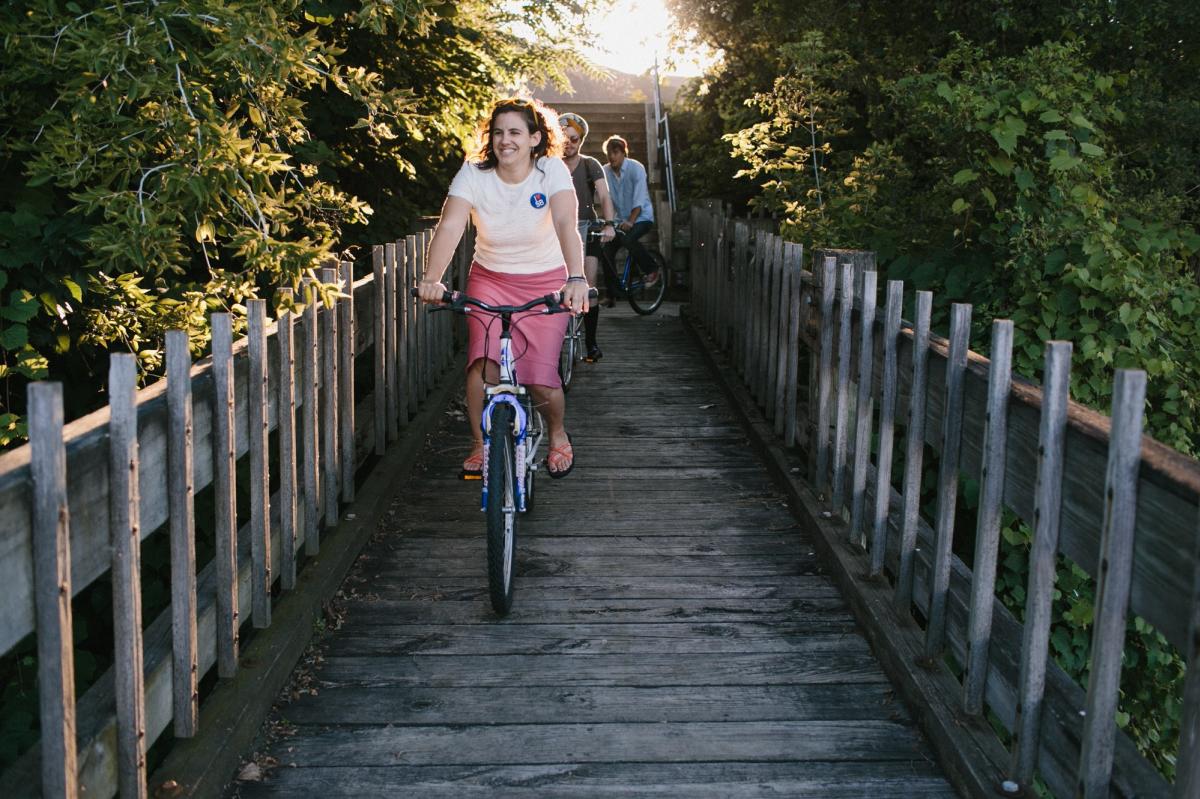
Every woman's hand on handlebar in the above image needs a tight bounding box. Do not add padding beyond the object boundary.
[416,279,447,304]
[560,279,590,315]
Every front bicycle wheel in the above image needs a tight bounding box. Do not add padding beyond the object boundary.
[558,315,579,389]
[625,248,669,315]
[486,403,518,616]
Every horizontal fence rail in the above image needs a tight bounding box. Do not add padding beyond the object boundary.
[688,204,1200,799]
[0,224,475,797]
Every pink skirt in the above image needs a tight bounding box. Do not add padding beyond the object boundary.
[465,262,569,388]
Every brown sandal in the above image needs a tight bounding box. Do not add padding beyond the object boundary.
[546,434,574,479]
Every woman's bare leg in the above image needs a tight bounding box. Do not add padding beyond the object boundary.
[465,358,500,446]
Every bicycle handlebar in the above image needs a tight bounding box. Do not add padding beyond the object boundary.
[409,286,598,314]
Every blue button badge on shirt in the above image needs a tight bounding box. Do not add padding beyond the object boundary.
[529,192,547,209]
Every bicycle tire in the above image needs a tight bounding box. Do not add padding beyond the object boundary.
[558,315,578,389]
[626,247,669,315]
[486,403,518,616]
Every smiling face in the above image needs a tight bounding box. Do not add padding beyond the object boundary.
[490,110,541,167]
[607,145,626,170]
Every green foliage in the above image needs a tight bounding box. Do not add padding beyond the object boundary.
[0,0,593,439]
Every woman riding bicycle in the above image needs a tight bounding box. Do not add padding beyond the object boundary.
[417,97,588,479]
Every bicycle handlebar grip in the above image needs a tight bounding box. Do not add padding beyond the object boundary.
[408,286,457,304]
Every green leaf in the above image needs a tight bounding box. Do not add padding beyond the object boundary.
[1039,109,1064,123]
[62,278,82,302]
[1,324,28,350]
[1049,152,1081,171]
[987,153,1014,175]
[1043,129,1070,141]
[981,187,996,208]
[1,295,39,323]
[936,82,954,102]
[951,198,969,213]
[952,169,978,185]
[1014,168,1035,192]
[1079,142,1104,157]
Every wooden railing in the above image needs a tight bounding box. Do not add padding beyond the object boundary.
[688,204,1200,799]
[0,224,471,798]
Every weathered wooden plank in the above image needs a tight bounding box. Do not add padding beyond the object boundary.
[343,575,838,600]
[319,265,340,528]
[247,300,272,629]
[323,625,867,657]
[830,262,854,513]
[848,269,877,544]
[379,534,810,557]
[362,555,821,581]
[373,246,387,455]
[335,598,847,626]
[209,313,239,677]
[107,356,147,799]
[301,280,320,555]
[813,257,837,492]
[1078,369,1147,799]
[276,291,298,592]
[339,261,356,503]
[923,302,971,658]
[387,241,403,435]
[254,720,925,766]
[772,241,790,433]
[233,762,956,799]
[963,319,1013,715]
[165,330,198,737]
[893,291,932,613]
[280,682,903,726]
[868,280,903,577]
[1011,341,1072,785]
[783,243,803,446]
[405,234,419,411]
[766,236,783,419]
[318,653,886,688]
[28,383,78,799]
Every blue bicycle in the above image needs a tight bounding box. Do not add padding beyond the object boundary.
[419,287,594,615]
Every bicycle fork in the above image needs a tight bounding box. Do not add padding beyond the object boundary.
[480,393,530,513]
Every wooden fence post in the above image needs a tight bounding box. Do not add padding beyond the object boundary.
[319,265,340,528]
[813,256,837,493]
[302,280,320,555]
[108,355,148,799]
[339,261,356,503]
[894,290,932,614]
[869,280,903,577]
[1010,341,1072,787]
[783,242,804,446]
[166,330,198,736]
[373,245,387,456]
[830,261,854,515]
[28,382,78,798]
[209,314,239,676]
[923,303,972,658]
[963,319,1014,715]
[1077,369,1147,798]
[277,290,298,592]
[247,299,271,628]
[848,269,878,544]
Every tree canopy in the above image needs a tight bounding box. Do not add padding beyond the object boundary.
[0,0,590,444]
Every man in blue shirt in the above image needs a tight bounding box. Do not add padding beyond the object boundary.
[602,135,660,289]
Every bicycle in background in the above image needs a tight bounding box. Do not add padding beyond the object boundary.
[588,219,670,315]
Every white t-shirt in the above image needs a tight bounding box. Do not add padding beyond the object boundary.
[447,156,576,274]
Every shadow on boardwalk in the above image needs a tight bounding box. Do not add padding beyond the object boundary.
[224,303,957,798]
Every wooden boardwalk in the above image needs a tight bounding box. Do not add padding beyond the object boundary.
[226,303,957,797]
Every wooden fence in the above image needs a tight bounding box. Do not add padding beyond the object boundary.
[688,204,1200,799]
[0,224,472,798]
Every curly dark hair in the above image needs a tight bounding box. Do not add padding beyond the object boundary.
[471,97,564,171]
